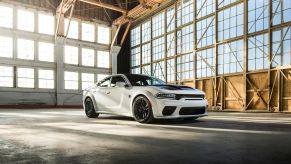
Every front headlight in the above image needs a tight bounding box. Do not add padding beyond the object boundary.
[155,93,176,99]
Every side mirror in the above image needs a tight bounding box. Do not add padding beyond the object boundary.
[116,82,127,87]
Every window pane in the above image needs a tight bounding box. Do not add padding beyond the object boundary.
[0,66,13,87]
[248,33,269,71]
[97,51,110,68]
[17,39,34,60]
[0,36,13,58]
[130,26,140,47]
[142,43,151,64]
[17,67,34,88]
[272,27,291,67]
[152,12,164,38]
[82,48,94,67]
[38,69,54,89]
[142,20,151,43]
[38,13,55,35]
[131,67,140,74]
[131,47,140,67]
[82,22,95,42]
[197,0,215,18]
[177,0,194,26]
[218,40,244,74]
[141,64,151,75]
[166,7,175,32]
[218,3,244,41]
[0,5,13,28]
[196,16,215,48]
[167,58,175,82]
[82,73,94,89]
[17,9,34,32]
[98,26,110,44]
[64,45,78,65]
[152,37,165,61]
[65,71,78,90]
[65,19,79,39]
[272,0,291,25]
[196,48,215,78]
[177,53,193,80]
[248,0,269,33]
[153,61,165,81]
[38,42,54,62]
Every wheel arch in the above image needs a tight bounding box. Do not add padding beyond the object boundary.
[83,93,98,112]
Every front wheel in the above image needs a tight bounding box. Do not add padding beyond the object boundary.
[133,96,154,123]
[84,97,99,118]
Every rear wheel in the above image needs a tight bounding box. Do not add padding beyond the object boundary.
[84,97,99,118]
[133,96,154,123]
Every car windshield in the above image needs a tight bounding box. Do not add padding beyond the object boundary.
[126,74,166,86]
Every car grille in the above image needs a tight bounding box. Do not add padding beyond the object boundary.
[179,107,206,115]
[162,106,176,116]
[175,94,204,100]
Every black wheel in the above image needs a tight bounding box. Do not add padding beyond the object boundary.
[133,95,154,123]
[183,117,198,121]
[84,97,99,118]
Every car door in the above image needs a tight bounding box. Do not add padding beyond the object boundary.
[107,75,131,115]
[92,77,115,113]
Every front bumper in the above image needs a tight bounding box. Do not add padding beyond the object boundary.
[150,98,208,119]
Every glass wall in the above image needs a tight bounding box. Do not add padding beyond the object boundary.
[130,0,291,83]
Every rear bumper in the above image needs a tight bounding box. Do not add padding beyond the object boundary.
[150,98,208,119]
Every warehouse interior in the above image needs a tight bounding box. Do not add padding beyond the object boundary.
[0,0,291,163]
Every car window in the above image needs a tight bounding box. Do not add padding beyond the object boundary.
[98,77,110,87]
[110,76,126,87]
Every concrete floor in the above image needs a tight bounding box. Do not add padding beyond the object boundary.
[1,109,291,164]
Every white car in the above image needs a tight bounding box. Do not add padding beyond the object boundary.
[83,74,208,123]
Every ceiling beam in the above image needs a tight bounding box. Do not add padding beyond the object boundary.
[78,0,127,14]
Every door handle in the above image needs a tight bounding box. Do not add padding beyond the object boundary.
[106,91,111,94]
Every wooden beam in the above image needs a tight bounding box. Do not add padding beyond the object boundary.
[79,0,127,13]
[120,22,132,46]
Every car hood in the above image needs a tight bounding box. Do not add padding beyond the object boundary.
[133,84,205,95]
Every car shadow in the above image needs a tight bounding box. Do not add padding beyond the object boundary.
[98,115,203,125]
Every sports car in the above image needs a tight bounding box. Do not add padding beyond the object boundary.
[83,74,208,123]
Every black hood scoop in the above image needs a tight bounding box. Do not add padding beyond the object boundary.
[154,85,194,90]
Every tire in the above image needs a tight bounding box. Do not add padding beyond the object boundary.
[183,117,198,121]
[84,97,99,118]
[132,95,154,124]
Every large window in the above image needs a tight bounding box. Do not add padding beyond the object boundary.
[218,3,244,41]
[153,61,165,81]
[166,7,175,32]
[131,26,140,47]
[17,9,34,32]
[272,27,291,67]
[38,69,54,89]
[197,16,215,48]
[0,36,13,58]
[196,0,215,19]
[248,33,269,71]
[98,26,110,44]
[248,0,269,33]
[131,47,140,67]
[38,42,54,62]
[166,33,175,57]
[167,58,175,82]
[177,0,194,26]
[152,12,164,38]
[97,51,110,68]
[177,53,193,80]
[0,66,13,87]
[65,19,79,39]
[0,5,13,28]
[17,67,34,88]
[218,40,244,74]
[142,43,151,64]
[177,25,194,54]
[64,71,78,90]
[38,13,55,35]
[141,64,151,75]
[272,0,291,25]
[64,45,78,65]
[81,48,95,67]
[196,48,215,78]
[17,39,34,60]
[82,73,94,89]
[142,20,151,43]
[82,22,95,42]
[152,37,165,61]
